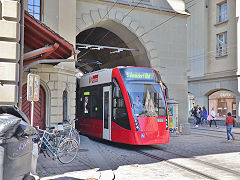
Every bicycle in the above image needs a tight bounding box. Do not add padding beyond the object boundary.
[36,127,78,164]
[59,118,80,145]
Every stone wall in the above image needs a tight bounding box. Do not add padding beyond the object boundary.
[0,0,20,105]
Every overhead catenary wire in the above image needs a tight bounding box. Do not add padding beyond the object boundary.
[124,0,198,46]
[188,43,237,63]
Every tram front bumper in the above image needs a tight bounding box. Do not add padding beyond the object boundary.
[133,130,170,145]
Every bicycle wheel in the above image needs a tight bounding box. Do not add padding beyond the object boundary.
[72,129,80,145]
[57,138,78,164]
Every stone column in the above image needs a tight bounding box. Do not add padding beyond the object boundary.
[48,70,76,126]
[236,94,240,124]
[0,0,20,105]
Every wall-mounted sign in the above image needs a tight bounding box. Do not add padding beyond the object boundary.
[89,75,98,84]
[27,73,40,101]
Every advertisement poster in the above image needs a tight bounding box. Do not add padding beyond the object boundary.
[169,117,173,129]
[168,106,173,116]
[27,74,40,101]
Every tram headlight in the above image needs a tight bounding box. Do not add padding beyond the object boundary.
[134,118,141,131]
[166,116,169,130]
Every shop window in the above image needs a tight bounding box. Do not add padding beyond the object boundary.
[80,87,101,120]
[208,90,236,119]
[28,0,42,20]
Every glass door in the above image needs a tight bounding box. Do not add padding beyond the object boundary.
[103,86,112,140]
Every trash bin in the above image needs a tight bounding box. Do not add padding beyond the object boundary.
[0,137,33,180]
[0,113,36,180]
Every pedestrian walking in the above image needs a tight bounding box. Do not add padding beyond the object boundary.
[192,106,197,126]
[202,106,208,125]
[210,108,218,128]
[226,112,236,141]
[195,105,201,128]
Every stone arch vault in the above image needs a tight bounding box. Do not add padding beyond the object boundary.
[76,7,160,68]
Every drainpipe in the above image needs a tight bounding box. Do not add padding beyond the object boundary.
[18,0,24,110]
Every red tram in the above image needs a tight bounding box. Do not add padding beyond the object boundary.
[76,67,169,145]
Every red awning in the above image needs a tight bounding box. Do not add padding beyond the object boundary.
[24,11,74,67]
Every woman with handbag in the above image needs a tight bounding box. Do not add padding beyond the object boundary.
[226,112,236,141]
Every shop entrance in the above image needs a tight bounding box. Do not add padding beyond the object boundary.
[208,90,236,119]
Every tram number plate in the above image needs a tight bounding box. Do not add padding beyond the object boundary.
[156,119,165,122]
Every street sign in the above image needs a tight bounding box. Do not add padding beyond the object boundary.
[27,73,40,101]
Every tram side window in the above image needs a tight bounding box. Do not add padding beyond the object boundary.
[84,96,89,114]
[112,79,131,130]
[82,89,100,119]
[158,97,167,116]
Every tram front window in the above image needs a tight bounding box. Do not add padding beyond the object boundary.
[126,83,166,117]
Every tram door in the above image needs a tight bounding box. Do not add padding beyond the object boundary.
[103,86,112,140]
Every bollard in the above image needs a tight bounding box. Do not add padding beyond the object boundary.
[179,125,183,133]
[31,142,38,175]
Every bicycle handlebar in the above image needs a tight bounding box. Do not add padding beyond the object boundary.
[36,127,55,135]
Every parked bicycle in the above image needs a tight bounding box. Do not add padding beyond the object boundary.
[36,127,78,164]
[57,118,80,146]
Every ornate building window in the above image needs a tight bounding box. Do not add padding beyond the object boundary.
[28,0,41,20]
[63,90,68,122]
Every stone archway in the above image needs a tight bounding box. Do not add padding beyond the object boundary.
[76,7,160,70]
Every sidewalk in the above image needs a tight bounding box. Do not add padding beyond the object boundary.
[190,122,240,134]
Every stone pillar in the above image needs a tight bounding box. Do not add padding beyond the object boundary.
[48,70,76,126]
[237,0,240,75]
[0,0,20,105]
[236,94,240,124]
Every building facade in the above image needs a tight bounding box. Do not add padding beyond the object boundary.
[187,0,240,122]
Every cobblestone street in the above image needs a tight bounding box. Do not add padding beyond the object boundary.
[37,125,240,180]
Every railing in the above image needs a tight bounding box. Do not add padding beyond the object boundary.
[216,45,227,57]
